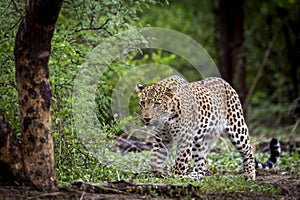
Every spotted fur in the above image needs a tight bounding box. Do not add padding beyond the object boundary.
[137,75,280,180]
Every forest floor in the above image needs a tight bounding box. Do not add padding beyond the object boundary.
[1,140,299,199]
[0,171,299,199]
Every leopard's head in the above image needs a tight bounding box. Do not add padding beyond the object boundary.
[137,83,175,125]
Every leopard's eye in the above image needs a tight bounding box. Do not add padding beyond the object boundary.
[140,100,145,107]
[154,102,161,107]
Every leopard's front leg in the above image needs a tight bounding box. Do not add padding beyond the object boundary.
[173,132,192,176]
[151,130,172,177]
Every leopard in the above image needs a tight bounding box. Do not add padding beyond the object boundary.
[137,75,281,180]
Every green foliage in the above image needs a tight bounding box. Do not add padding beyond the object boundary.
[137,1,216,82]
[55,146,142,184]
[244,0,300,130]
[0,36,19,134]
[50,0,164,183]
[138,1,216,58]
[275,152,300,176]
[248,102,295,137]
[0,1,24,135]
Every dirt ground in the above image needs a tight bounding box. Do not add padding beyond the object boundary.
[0,173,299,200]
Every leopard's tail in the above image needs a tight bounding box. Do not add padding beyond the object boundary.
[255,138,281,170]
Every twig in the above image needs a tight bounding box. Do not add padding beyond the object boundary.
[72,2,123,34]
[11,0,24,17]
[0,2,11,18]
[73,18,111,34]
[79,191,85,200]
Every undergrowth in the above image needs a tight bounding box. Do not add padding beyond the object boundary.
[56,136,300,196]
[134,175,282,196]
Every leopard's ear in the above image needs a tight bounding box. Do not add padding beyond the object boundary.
[165,87,174,98]
[136,84,145,91]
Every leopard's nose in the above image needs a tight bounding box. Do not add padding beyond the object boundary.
[143,117,151,123]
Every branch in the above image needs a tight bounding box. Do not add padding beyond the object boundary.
[71,180,201,198]
[72,2,123,35]
[73,18,111,34]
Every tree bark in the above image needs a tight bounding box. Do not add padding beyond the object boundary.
[0,111,25,185]
[13,0,62,191]
[217,0,247,109]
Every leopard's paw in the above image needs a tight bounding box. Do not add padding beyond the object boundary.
[188,172,205,180]
[152,170,169,178]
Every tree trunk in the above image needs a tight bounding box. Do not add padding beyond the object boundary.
[0,111,25,185]
[12,0,62,191]
[217,0,247,109]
